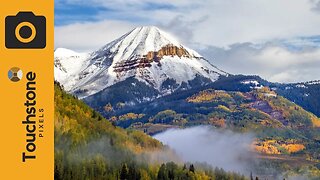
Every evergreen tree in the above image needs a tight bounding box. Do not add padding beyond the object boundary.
[157,164,168,180]
[182,164,187,170]
[128,164,141,180]
[120,163,129,180]
[166,162,178,180]
[189,164,195,173]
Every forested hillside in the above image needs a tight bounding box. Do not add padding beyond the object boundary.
[54,83,248,179]
[102,86,320,164]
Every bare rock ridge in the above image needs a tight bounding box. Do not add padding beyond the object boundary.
[146,44,194,59]
[114,44,195,72]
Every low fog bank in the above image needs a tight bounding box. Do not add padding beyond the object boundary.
[153,126,256,174]
[58,135,182,166]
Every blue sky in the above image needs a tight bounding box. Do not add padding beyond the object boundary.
[54,0,178,26]
[55,4,108,25]
[55,0,320,83]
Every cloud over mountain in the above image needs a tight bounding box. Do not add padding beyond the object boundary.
[199,39,320,83]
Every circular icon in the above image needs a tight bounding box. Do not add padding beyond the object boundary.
[15,22,36,43]
[8,67,23,82]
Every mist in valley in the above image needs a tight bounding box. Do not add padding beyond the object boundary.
[153,126,256,174]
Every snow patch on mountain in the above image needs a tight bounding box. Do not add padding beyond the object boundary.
[54,48,90,90]
[241,80,263,89]
[54,48,82,57]
[306,80,320,85]
[296,84,307,88]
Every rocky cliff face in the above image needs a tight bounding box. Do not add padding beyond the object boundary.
[146,44,193,60]
[114,44,194,73]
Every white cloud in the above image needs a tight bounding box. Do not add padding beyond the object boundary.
[199,42,320,83]
[310,0,320,12]
[55,20,136,52]
[182,0,320,47]
[56,0,320,47]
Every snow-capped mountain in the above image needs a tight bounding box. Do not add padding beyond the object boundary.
[55,26,228,99]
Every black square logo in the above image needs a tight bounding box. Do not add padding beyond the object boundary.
[5,12,46,49]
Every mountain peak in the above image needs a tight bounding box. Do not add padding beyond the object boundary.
[94,26,201,64]
[129,25,181,46]
[55,26,227,98]
[129,25,180,45]
[132,25,161,32]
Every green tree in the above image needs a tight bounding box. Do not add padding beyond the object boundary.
[189,164,195,173]
[182,164,187,170]
[166,162,178,180]
[157,164,168,180]
[120,163,129,180]
[128,164,141,180]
